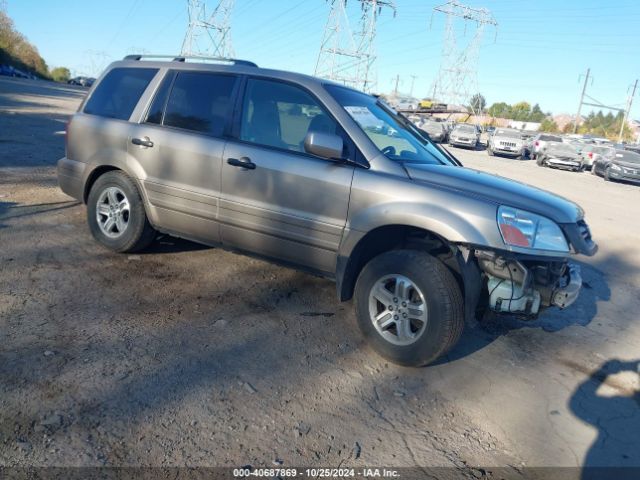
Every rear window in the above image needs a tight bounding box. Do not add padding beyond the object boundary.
[84,68,157,120]
[162,71,237,136]
[540,135,562,142]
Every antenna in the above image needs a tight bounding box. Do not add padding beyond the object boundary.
[315,0,395,93]
[181,0,235,58]
[431,0,497,114]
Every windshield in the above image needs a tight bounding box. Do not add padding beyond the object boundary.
[615,151,640,164]
[454,124,476,133]
[326,84,456,165]
[495,129,521,138]
[540,134,562,142]
[593,146,614,155]
[422,121,443,132]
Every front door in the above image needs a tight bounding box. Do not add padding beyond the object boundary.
[220,78,355,274]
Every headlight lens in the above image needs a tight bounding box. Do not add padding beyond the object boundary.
[610,163,622,171]
[497,206,569,253]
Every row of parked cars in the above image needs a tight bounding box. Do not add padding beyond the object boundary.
[532,135,640,185]
[67,76,96,87]
[0,64,38,79]
[411,115,640,186]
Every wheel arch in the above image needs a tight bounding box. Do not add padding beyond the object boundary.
[336,225,462,301]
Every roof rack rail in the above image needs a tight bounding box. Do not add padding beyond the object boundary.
[122,54,257,67]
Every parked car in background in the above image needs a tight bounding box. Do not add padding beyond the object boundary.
[418,118,448,143]
[56,54,596,366]
[593,137,614,147]
[487,128,526,159]
[448,123,480,149]
[625,144,640,154]
[580,144,615,170]
[68,76,95,87]
[530,133,563,160]
[0,64,14,76]
[536,142,582,171]
[394,97,418,111]
[592,150,640,184]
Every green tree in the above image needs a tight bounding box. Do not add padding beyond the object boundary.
[487,102,511,118]
[540,118,559,133]
[50,67,70,83]
[469,93,486,114]
[0,10,50,78]
[511,101,532,121]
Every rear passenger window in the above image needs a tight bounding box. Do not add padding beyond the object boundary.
[84,68,157,120]
[163,72,236,136]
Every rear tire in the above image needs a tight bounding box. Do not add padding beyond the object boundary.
[354,250,464,367]
[87,171,156,253]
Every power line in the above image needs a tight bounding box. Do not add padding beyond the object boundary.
[182,0,235,58]
[431,0,497,113]
[315,0,396,92]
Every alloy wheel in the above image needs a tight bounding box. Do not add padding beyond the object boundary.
[368,274,428,346]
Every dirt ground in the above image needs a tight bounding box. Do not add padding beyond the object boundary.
[1,77,639,476]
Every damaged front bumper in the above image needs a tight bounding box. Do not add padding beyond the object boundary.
[476,250,583,316]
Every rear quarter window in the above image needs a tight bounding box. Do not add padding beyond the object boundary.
[84,68,158,120]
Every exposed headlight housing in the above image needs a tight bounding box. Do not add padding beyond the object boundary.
[497,206,569,253]
[610,163,622,171]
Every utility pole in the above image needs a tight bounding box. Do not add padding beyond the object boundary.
[182,0,235,58]
[393,74,400,96]
[618,79,638,142]
[574,68,590,134]
[315,0,396,92]
[409,74,417,97]
[431,1,497,109]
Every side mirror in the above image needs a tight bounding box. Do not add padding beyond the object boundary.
[304,131,344,160]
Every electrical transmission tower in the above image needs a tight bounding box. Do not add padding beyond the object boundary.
[181,0,235,58]
[430,1,496,114]
[315,0,395,93]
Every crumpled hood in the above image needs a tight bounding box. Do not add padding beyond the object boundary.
[404,163,583,223]
[546,150,581,160]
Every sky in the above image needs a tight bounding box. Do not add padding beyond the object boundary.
[6,0,640,119]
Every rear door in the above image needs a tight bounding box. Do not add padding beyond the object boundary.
[219,78,355,274]
[127,70,238,244]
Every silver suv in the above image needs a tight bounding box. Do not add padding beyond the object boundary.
[57,55,597,366]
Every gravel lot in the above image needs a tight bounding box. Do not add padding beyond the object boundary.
[1,77,639,474]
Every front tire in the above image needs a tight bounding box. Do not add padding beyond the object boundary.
[354,250,464,367]
[87,171,156,253]
[536,155,546,167]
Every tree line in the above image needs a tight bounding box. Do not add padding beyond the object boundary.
[470,93,633,140]
[0,10,71,82]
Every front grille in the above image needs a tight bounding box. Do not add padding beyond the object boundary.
[499,141,517,147]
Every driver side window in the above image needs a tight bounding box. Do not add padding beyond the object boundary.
[240,79,337,153]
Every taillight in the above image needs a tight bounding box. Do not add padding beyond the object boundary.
[588,152,593,158]
[535,141,539,147]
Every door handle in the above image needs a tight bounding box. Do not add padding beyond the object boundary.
[131,137,154,148]
[227,157,256,170]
